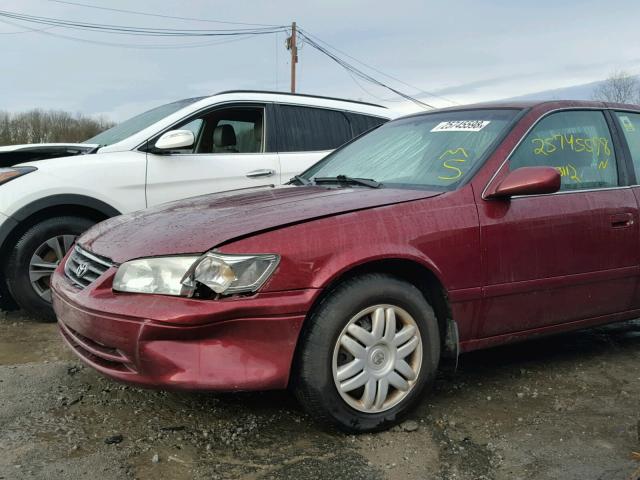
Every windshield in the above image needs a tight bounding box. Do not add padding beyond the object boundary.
[84,96,205,146]
[302,109,520,190]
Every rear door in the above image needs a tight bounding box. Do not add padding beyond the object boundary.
[145,103,280,207]
[611,109,640,309]
[273,104,386,183]
[478,109,639,337]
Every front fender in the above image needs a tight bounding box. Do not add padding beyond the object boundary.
[306,243,445,291]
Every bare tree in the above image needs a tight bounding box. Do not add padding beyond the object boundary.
[0,109,114,146]
[593,70,640,104]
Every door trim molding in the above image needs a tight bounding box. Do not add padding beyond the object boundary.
[482,265,640,299]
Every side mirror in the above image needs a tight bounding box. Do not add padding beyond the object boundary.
[154,130,195,150]
[486,166,561,199]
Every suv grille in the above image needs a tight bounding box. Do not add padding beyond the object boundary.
[64,246,113,289]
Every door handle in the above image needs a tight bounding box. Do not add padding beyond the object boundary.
[246,169,275,178]
[610,212,634,228]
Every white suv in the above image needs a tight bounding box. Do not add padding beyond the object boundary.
[0,90,392,319]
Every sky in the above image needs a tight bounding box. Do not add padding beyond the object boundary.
[1,0,640,121]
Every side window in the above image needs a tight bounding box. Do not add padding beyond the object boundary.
[275,105,351,152]
[614,111,640,179]
[509,110,617,191]
[181,118,204,138]
[173,106,264,154]
[347,113,388,137]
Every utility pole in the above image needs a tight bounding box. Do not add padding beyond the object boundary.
[286,21,298,93]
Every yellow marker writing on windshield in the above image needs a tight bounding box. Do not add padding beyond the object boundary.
[438,148,469,181]
[438,158,466,180]
[439,148,469,159]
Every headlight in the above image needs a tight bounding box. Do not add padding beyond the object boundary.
[182,252,280,294]
[113,252,279,297]
[113,256,199,296]
[0,167,37,185]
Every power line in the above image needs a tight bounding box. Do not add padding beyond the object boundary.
[1,6,443,106]
[297,31,434,109]
[299,28,458,106]
[0,17,260,49]
[47,0,281,28]
[344,68,405,103]
[0,9,287,37]
[0,23,56,34]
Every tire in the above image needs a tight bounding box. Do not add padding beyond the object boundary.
[293,273,440,433]
[4,216,96,322]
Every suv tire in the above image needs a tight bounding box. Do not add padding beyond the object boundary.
[4,216,95,322]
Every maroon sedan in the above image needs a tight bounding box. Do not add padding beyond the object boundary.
[52,100,640,432]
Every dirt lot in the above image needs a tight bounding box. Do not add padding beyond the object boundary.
[1,309,639,480]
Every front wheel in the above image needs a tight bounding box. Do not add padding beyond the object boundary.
[4,216,96,321]
[293,273,440,432]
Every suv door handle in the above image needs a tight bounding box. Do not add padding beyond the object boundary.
[610,212,634,228]
[246,169,275,178]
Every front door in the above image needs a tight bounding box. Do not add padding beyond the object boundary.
[146,104,280,207]
[477,109,639,337]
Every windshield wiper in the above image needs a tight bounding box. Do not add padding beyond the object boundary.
[289,175,312,185]
[313,175,382,189]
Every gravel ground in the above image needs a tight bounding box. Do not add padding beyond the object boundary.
[1,309,640,480]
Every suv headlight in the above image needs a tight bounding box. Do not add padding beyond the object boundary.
[0,167,37,185]
[113,252,280,297]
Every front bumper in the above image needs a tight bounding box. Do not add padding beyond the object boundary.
[51,266,317,391]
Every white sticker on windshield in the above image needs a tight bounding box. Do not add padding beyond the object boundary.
[431,120,490,132]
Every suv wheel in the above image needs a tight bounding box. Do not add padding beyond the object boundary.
[293,273,440,432]
[4,216,95,321]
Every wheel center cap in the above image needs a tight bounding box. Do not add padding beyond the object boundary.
[368,346,391,370]
[372,351,385,366]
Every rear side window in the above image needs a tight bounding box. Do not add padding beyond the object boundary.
[509,110,618,191]
[614,111,640,179]
[275,105,351,152]
[347,113,388,136]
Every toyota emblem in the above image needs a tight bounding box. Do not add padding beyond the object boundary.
[75,263,88,278]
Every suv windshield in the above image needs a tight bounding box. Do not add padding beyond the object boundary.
[84,97,205,146]
[302,108,520,190]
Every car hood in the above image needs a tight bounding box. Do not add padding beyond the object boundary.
[80,185,441,263]
[0,143,98,167]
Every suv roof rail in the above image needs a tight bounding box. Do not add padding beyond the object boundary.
[212,90,387,109]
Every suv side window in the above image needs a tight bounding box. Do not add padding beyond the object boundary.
[275,105,351,152]
[347,113,388,137]
[614,111,640,179]
[509,110,618,191]
[172,106,264,154]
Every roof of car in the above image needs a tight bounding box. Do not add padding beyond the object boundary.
[400,99,640,119]
[211,90,387,109]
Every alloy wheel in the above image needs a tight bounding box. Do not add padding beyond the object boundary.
[28,235,76,302]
